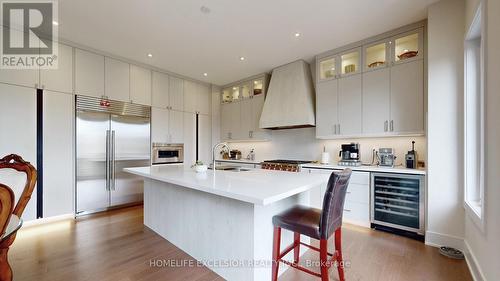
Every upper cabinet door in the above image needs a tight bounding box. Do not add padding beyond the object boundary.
[197,83,210,115]
[75,49,104,97]
[315,79,338,138]
[340,48,361,77]
[169,76,184,111]
[240,99,252,139]
[183,80,197,113]
[221,88,232,104]
[231,85,241,102]
[392,28,424,65]
[105,57,130,102]
[240,82,252,99]
[152,71,170,108]
[338,74,362,135]
[40,43,73,93]
[0,28,39,88]
[169,109,184,143]
[318,56,338,82]
[390,60,424,134]
[363,40,389,72]
[151,107,169,143]
[362,67,391,135]
[130,65,152,105]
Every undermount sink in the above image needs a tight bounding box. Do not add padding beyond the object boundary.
[210,165,251,172]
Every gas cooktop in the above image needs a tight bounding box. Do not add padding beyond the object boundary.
[262,160,313,164]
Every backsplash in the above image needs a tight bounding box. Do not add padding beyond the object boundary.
[226,127,426,167]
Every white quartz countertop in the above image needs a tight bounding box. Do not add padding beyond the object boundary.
[301,163,426,175]
[124,165,329,206]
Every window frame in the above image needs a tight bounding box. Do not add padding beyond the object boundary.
[463,2,485,231]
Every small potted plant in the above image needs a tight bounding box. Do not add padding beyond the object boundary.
[191,160,208,173]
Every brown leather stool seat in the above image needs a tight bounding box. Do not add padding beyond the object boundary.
[272,205,322,240]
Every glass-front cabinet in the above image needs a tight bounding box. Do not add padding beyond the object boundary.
[240,82,251,99]
[222,88,232,103]
[231,86,240,101]
[318,56,337,81]
[364,41,389,71]
[253,79,264,96]
[392,28,423,64]
[340,49,360,76]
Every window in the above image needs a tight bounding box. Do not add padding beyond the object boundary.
[464,4,485,226]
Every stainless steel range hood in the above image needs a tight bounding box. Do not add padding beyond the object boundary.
[259,60,316,130]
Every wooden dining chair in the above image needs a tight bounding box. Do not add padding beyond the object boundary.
[0,154,37,281]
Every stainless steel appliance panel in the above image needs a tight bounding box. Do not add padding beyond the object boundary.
[109,115,150,206]
[76,111,111,213]
[152,143,184,165]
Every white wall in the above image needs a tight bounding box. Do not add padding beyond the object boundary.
[426,0,466,249]
[227,127,426,165]
[463,0,500,280]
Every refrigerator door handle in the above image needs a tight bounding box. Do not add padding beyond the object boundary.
[105,130,110,191]
[111,130,116,191]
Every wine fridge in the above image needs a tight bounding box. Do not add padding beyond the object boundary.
[371,173,425,236]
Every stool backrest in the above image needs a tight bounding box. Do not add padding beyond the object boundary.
[0,184,15,237]
[319,169,352,239]
[0,154,37,218]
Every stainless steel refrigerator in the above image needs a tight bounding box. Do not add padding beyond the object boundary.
[76,96,150,214]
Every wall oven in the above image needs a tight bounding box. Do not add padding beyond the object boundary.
[152,143,184,165]
[371,173,425,237]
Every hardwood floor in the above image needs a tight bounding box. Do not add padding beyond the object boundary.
[10,206,472,281]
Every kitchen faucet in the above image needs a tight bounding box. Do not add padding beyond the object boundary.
[212,142,230,170]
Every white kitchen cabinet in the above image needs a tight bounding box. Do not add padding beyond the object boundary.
[0,84,37,221]
[151,107,170,143]
[184,81,210,114]
[169,110,184,143]
[239,94,270,140]
[152,71,170,108]
[105,57,130,102]
[183,112,196,165]
[308,168,370,227]
[169,76,184,111]
[390,60,424,134]
[198,114,212,164]
[43,91,74,217]
[0,29,39,88]
[75,49,105,97]
[338,74,362,135]
[220,102,241,141]
[183,81,197,113]
[40,43,73,93]
[362,67,391,135]
[315,79,338,138]
[151,107,184,144]
[130,65,152,105]
[197,84,211,115]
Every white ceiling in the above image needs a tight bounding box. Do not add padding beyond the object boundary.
[58,0,438,85]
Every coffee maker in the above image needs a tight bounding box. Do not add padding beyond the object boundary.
[338,143,362,166]
[405,141,418,169]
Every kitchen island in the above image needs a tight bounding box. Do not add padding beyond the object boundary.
[124,165,330,281]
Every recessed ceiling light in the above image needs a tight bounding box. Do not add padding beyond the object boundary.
[239,56,245,61]
[203,72,208,77]
[52,20,59,26]
[294,32,301,37]
[147,53,153,58]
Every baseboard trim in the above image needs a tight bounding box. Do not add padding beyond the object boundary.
[425,230,465,251]
[23,213,74,227]
[464,240,486,281]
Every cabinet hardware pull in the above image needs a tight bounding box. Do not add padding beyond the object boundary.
[384,120,388,132]
[390,120,394,131]
[338,124,341,134]
[333,124,337,135]
[346,191,351,194]
[344,209,352,212]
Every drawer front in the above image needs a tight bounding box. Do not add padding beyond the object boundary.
[343,201,370,226]
[348,171,370,185]
[346,183,369,204]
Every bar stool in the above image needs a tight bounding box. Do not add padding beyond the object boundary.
[271,169,351,281]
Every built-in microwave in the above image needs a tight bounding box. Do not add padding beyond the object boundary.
[152,143,184,165]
